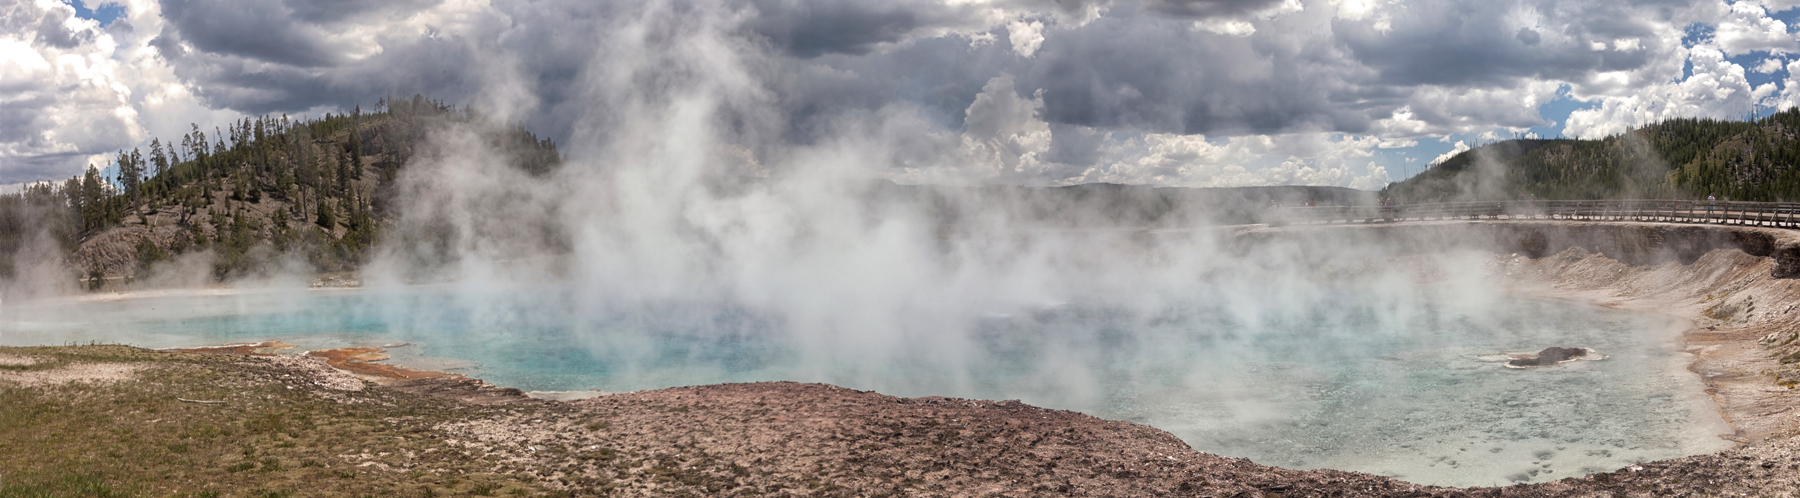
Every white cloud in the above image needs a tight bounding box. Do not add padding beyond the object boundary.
[1714,1,1797,56]
[1382,82,1561,137]
[1750,0,1800,11]
[1191,0,1304,36]
[1771,58,1800,111]
[1053,132,1391,188]
[1193,19,1257,36]
[1006,19,1044,57]
[1755,56,1786,73]
[1431,140,1470,166]
[1565,43,1767,139]
[959,75,1053,179]
[1332,0,1393,32]
[0,0,240,182]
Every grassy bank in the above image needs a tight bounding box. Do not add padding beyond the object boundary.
[0,345,550,498]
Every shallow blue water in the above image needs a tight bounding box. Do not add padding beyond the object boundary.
[0,285,1732,486]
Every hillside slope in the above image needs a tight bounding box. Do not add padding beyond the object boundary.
[0,96,562,291]
[1386,108,1800,202]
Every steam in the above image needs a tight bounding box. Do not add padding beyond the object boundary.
[1460,145,1515,201]
[347,1,1528,407]
[1,218,76,299]
[1618,131,1679,199]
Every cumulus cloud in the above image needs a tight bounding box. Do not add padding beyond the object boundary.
[960,75,1054,180]
[1006,19,1044,56]
[0,0,131,181]
[1565,43,1777,138]
[0,0,241,183]
[13,0,1800,189]
[1755,56,1786,74]
[1713,1,1796,56]
[1431,140,1471,166]
[1053,132,1391,188]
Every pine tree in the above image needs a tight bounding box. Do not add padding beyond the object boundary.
[337,145,351,197]
[150,138,169,182]
[351,105,364,180]
[128,148,144,199]
[80,166,104,233]
[316,194,335,231]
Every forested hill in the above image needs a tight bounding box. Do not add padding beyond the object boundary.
[1384,107,1800,203]
[1,95,1372,293]
[0,95,562,290]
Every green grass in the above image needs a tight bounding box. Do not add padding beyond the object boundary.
[0,345,555,497]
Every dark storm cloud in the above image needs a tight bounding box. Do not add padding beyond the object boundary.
[0,1,133,184]
[158,34,472,114]
[1517,28,1541,46]
[139,0,1712,157]
[151,0,570,116]
[158,0,342,67]
[0,82,104,183]
[1019,7,1396,136]
[0,1,90,49]
[2,153,90,185]
[0,94,63,182]
[1336,1,1664,86]
[742,0,973,57]
[150,0,989,126]
[283,0,444,24]
[32,8,93,48]
[1142,0,1295,18]
[769,34,1024,141]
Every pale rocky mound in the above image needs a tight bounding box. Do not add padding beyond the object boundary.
[431,381,1437,496]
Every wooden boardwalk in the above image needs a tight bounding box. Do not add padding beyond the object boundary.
[1274,200,1800,228]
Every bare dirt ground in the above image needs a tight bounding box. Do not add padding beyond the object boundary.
[0,352,42,366]
[400,377,1800,497]
[0,360,143,388]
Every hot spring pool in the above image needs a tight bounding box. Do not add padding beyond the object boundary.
[1,285,1732,487]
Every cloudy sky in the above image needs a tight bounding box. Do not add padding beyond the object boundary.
[6,0,1800,190]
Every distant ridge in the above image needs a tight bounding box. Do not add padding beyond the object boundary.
[1386,107,1800,202]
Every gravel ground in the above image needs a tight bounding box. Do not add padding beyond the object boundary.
[404,379,1800,497]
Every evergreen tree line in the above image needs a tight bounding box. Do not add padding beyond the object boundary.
[1385,107,1800,203]
[0,95,563,284]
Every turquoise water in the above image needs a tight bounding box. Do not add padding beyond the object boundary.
[0,285,1732,487]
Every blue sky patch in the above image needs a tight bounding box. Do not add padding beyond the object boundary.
[64,0,125,27]
[1682,23,1715,48]
[1770,5,1800,26]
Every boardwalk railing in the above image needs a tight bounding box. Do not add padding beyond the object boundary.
[1272,200,1800,228]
